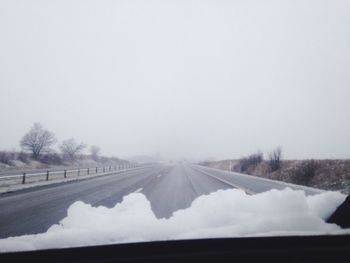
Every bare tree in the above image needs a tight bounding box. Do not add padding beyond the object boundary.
[292,159,319,186]
[239,151,263,173]
[20,123,56,160]
[0,151,13,165]
[268,146,282,172]
[59,138,86,161]
[90,145,100,161]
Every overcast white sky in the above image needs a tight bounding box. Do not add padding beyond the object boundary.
[0,0,349,161]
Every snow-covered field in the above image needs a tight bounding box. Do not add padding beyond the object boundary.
[0,188,348,252]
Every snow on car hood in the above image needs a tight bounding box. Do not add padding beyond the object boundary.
[0,188,349,252]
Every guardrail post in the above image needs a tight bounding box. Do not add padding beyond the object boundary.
[64,169,67,178]
[46,170,49,181]
[103,167,105,173]
[78,169,80,176]
[22,173,26,184]
[96,167,98,173]
[109,166,111,171]
[88,168,90,175]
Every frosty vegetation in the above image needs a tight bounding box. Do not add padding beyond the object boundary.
[200,150,350,194]
[0,188,348,252]
[0,123,128,170]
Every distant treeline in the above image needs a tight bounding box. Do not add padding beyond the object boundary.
[199,149,350,193]
[0,122,128,167]
[0,151,128,167]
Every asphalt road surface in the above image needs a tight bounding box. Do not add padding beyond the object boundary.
[0,164,322,238]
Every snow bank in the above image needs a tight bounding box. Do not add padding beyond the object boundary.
[0,188,348,252]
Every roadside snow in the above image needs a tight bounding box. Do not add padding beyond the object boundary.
[0,188,348,252]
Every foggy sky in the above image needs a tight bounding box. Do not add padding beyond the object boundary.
[0,0,349,161]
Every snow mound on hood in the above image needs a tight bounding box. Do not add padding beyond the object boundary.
[0,188,348,252]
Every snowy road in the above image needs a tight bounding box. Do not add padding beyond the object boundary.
[0,164,322,238]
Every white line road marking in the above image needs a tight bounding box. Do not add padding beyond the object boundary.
[191,167,256,195]
[134,188,143,193]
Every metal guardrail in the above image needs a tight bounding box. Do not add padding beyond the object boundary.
[0,164,139,186]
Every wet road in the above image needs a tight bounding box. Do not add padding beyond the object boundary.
[0,164,321,238]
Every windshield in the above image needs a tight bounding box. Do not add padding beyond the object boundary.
[0,0,350,252]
